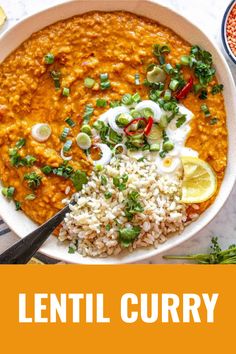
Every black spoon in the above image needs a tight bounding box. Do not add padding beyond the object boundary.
[0,201,74,264]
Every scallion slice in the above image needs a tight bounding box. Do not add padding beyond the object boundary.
[180,55,190,66]
[63,140,73,153]
[41,166,52,175]
[100,81,111,90]
[100,73,109,82]
[201,104,211,117]
[60,127,70,141]
[62,87,70,97]
[65,117,75,127]
[44,53,54,65]
[134,73,140,85]
[121,94,133,105]
[169,79,179,91]
[84,77,95,88]
[76,133,91,150]
[2,186,15,199]
[96,98,107,107]
[80,124,92,136]
[132,92,141,103]
[163,89,172,101]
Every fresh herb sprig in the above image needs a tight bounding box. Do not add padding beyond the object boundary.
[163,237,236,264]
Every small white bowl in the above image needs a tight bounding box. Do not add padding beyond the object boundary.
[221,0,236,65]
[0,0,236,264]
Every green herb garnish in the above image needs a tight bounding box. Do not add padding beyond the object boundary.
[2,186,15,199]
[25,194,36,201]
[101,175,108,186]
[124,191,144,221]
[176,115,187,128]
[14,200,21,211]
[96,98,107,107]
[65,117,75,127]
[44,53,54,64]
[104,191,112,199]
[211,84,224,95]
[153,44,170,65]
[41,166,53,175]
[83,104,94,124]
[113,174,128,191]
[50,70,61,89]
[201,103,211,117]
[60,127,70,141]
[210,117,218,125]
[62,87,70,97]
[24,172,42,190]
[118,226,141,247]
[163,237,236,264]
[84,77,95,88]
[70,170,88,191]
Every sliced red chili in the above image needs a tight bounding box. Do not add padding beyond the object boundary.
[144,117,154,136]
[124,117,147,136]
[175,77,194,100]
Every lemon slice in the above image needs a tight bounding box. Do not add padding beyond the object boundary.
[181,156,217,203]
[0,6,7,28]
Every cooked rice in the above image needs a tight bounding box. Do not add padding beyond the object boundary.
[59,155,188,257]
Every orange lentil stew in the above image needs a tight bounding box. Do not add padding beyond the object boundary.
[0,11,227,225]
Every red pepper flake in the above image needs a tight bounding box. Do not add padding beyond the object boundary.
[124,117,147,136]
[144,117,154,136]
[226,4,236,57]
[175,77,194,100]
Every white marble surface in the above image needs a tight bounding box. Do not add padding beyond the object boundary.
[0,0,235,263]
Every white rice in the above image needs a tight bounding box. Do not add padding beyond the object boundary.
[59,155,189,257]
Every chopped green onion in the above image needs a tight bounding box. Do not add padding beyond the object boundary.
[100,73,110,90]
[100,81,111,90]
[193,84,203,94]
[95,164,103,172]
[159,115,168,129]
[169,79,179,91]
[15,138,26,149]
[180,55,190,66]
[60,127,70,141]
[104,191,112,199]
[24,172,42,190]
[121,94,133,105]
[210,117,218,125]
[25,194,36,200]
[132,92,141,103]
[63,140,73,153]
[201,104,211,117]
[130,109,141,119]
[84,77,95,88]
[105,224,111,231]
[22,155,37,167]
[50,70,61,89]
[2,186,15,199]
[100,73,109,82]
[164,63,173,74]
[163,141,174,152]
[159,150,167,158]
[176,115,187,128]
[65,117,75,127]
[83,104,94,124]
[41,166,52,175]
[163,89,172,101]
[116,113,132,126]
[96,98,107,107]
[134,73,140,85]
[62,87,70,97]
[110,101,120,108]
[211,84,224,95]
[80,124,92,136]
[44,53,54,65]
[150,143,160,151]
[15,200,21,211]
[199,89,208,100]
[101,175,108,186]
[76,133,91,150]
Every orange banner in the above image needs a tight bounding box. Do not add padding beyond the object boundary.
[0,265,235,353]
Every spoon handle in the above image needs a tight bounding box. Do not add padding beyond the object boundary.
[0,203,72,264]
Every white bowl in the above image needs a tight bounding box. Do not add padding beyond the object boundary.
[0,0,236,264]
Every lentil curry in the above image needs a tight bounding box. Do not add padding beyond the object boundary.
[0,11,227,225]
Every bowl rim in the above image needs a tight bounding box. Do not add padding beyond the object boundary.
[221,0,236,65]
[0,0,236,264]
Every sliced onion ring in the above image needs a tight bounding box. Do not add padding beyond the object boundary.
[60,148,72,161]
[93,143,112,166]
[107,106,130,134]
[31,123,51,142]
